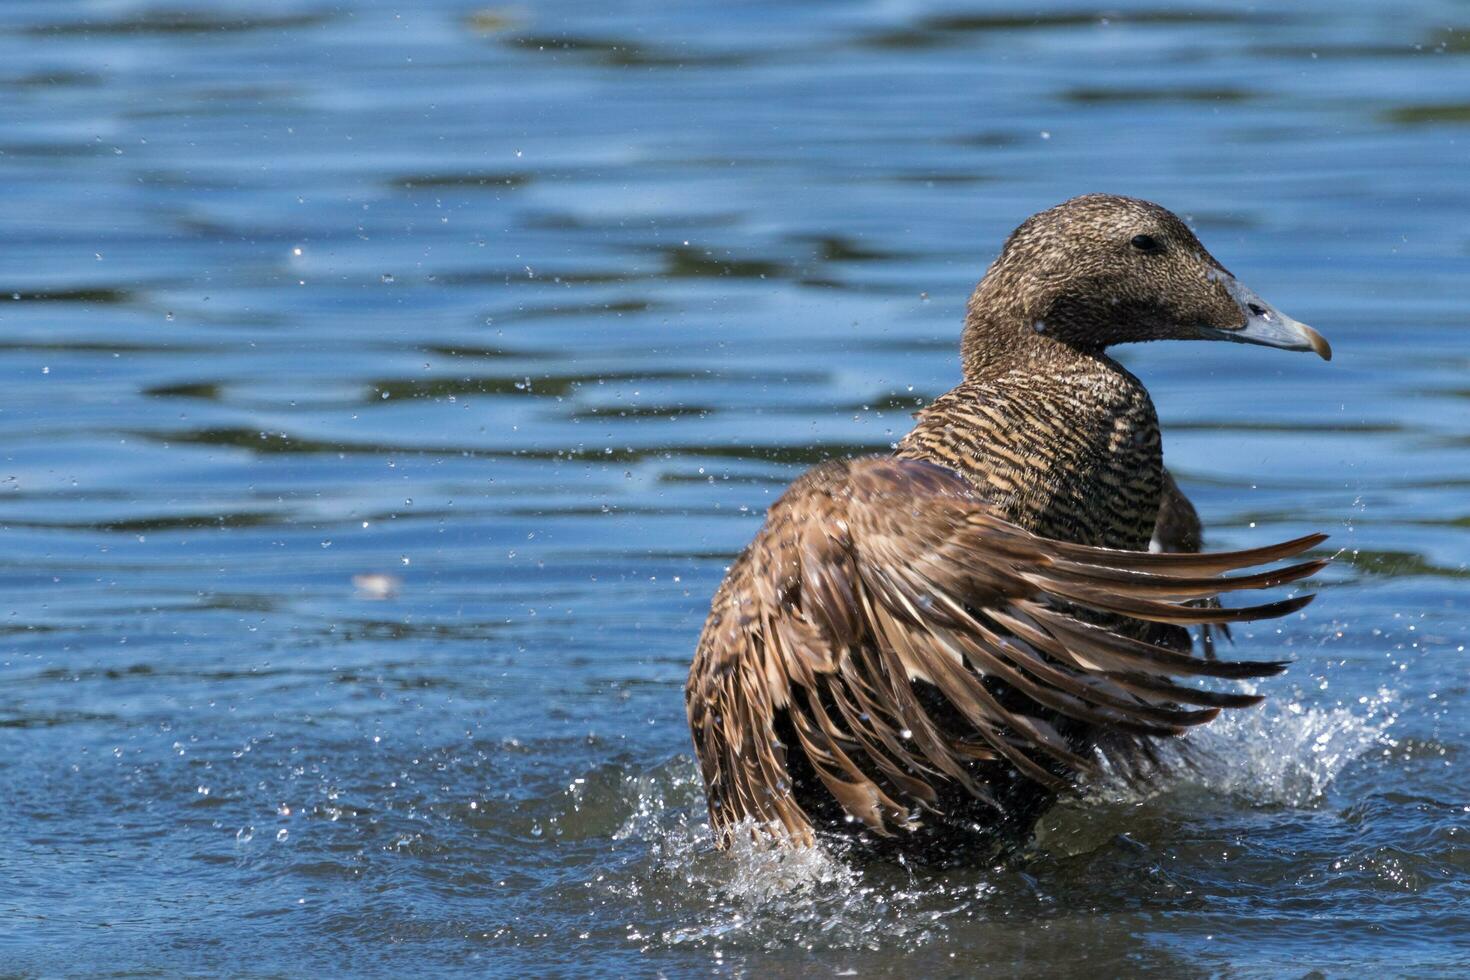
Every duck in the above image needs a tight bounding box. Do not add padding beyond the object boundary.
[685,194,1332,859]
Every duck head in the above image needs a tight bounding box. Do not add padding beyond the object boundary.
[961,194,1330,375]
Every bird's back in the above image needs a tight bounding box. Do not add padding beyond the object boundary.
[897,359,1162,551]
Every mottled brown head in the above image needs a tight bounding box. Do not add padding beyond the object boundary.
[961,194,1329,375]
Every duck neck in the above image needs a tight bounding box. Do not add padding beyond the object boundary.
[959,304,1110,380]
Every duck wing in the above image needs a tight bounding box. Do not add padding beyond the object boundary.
[686,456,1326,847]
[1152,466,1231,657]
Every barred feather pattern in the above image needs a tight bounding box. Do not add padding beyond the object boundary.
[897,362,1161,550]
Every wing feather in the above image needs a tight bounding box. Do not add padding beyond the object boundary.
[686,457,1325,847]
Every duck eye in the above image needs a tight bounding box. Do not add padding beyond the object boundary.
[1130,234,1163,253]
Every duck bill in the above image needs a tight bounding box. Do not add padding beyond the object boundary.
[1204,277,1332,361]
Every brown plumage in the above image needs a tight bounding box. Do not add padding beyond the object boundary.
[686,194,1332,858]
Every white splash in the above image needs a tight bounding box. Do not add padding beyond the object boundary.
[1175,684,1396,807]
[594,685,1394,953]
[1084,682,1397,810]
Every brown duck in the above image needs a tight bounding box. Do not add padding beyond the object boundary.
[686,194,1332,858]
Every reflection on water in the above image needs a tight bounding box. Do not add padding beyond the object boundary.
[0,0,1467,974]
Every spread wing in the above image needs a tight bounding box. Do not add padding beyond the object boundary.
[1153,467,1230,656]
[686,457,1326,847]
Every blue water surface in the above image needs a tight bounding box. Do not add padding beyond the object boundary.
[0,0,1467,975]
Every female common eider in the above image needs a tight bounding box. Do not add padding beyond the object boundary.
[686,194,1332,859]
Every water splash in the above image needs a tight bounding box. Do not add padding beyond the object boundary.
[597,759,995,952]
[1175,685,1396,807]
[591,687,1394,953]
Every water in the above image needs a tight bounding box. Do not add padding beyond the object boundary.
[1,0,1467,974]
